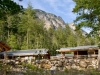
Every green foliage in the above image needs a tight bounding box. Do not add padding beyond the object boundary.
[0,1,96,55]
[0,0,23,20]
[0,63,11,72]
[21,36,28,49]
[7,35,18,50]
[98,42,100,48]
[23,63,37,70]
[73,0,100,36]
[22,63,43,72]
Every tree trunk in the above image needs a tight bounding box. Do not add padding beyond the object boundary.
[27,30,29,49]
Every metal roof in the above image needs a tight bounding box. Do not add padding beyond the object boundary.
[56,45,99,52]
[0,49,48,56]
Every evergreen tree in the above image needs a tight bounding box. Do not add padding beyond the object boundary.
[7,35,18,50]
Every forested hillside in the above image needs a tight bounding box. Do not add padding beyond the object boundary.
[0,5,98,55]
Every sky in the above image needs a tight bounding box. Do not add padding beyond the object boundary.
[13,0,91,33]
[14,0,76,23]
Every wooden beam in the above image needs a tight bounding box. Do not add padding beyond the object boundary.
[0,41,11,51]
[77,51,78,59]
[98,49,100,70]
[4,51,8,60]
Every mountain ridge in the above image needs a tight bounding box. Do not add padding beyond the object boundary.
[35,9,87,35]
[35,9,66,29]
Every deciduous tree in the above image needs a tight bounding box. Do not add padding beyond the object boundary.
[73,0,100,70]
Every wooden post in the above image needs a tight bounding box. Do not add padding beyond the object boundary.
[98,49,100,70]
[61,52,63,56]
[94,50,95,58]
[77,51,78,59]
[63,52,65,57]
[4,51,8,60]
[94,50,95,55]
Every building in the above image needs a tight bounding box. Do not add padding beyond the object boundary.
[0,41,11,52]
[56,45,99,59]
[0,41,11,59]
[0,49,50,60]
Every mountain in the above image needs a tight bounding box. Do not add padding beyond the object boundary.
[35,9,65,29]
[35,9,87,35]
[68,23,87,36]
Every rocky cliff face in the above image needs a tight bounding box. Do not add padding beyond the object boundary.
[35,9,87,35]
[68,23,87,36]
[35,9,65,29]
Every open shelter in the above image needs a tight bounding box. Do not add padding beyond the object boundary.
[0,41,11,59]
[56,45,99,59]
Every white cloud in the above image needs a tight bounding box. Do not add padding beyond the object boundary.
[14,0,76,23]
[41,0,76,17]
[31,0,46,10]
[43,0,75,10]
[14,0,47,10]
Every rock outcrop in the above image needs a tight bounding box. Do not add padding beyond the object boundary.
[35,9,65,29]
[35,9,87,35]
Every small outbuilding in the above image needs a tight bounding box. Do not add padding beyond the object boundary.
[0,41,11,52]
[0,49,50,60]
[56,45,99,59]
[0,41,11,59]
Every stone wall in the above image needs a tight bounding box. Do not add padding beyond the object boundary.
[30,57,98,70]
[1,56,98,71]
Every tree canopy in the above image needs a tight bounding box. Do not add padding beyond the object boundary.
[0,0,23,20]
[73,0,100,36]
[0,1,96,55]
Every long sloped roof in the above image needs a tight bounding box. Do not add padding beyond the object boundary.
[0,41,11,52]
[0,49,48,56]
[56,45,99,52]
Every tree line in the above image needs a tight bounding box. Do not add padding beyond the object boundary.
[0,2,98,55]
